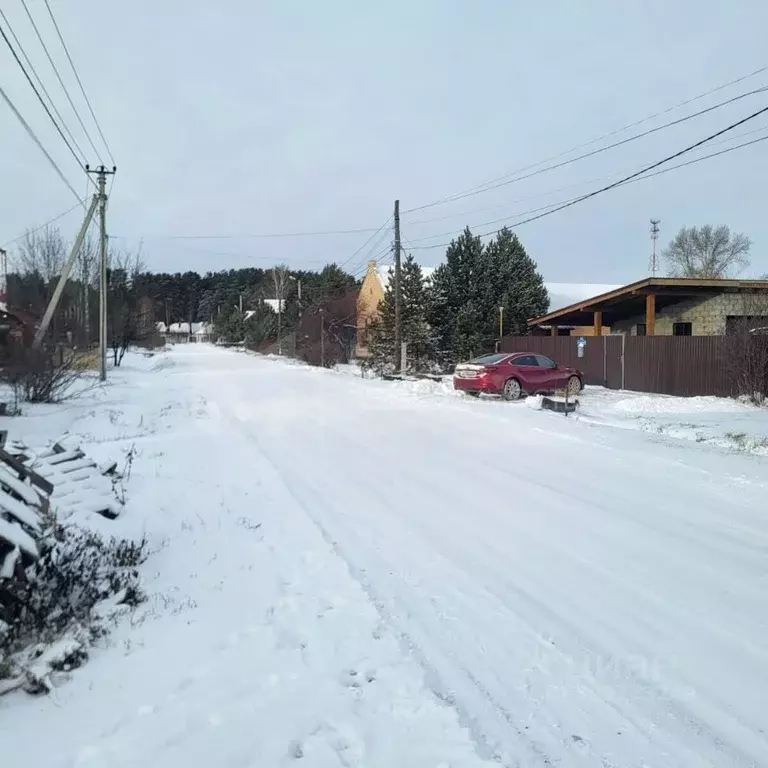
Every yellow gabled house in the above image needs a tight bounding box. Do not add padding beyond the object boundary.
[356,261,388,358]
[355,260,437,358]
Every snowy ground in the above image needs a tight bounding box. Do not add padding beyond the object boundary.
[2,346,767,768]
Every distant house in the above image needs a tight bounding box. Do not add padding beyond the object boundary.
[530,277,768,336]
[0,305,39,355]
[355,260,436,357]
[159,321,214,343]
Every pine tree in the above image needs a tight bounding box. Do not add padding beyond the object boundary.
[487,227,549,336]
[367,255,434,374]
[425,226,548,365]
[425,227,485,364]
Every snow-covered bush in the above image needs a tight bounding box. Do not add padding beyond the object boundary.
[0,521,147,692]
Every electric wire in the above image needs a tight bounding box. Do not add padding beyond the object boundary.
[0,18,91,187]
[43,0,116,165]
[0,6,87,165]
[407,106,768,249]
[405,84,768,212]
[19,0,104,163]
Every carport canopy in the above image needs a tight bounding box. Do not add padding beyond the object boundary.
[528,277,768,335]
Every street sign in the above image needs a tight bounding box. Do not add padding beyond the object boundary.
[577,336,586,358]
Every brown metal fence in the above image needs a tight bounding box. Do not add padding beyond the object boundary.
[500,334,768,398]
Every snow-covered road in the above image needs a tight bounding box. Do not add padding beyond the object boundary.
[3,345,767,767]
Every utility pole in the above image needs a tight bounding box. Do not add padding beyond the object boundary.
[87,164,116,381]
[81,246,91,346]
[34,194,99,348]
[649,219,661,275]
[393,199,402,366]
[0,247,7,306]
[499,306,504,339]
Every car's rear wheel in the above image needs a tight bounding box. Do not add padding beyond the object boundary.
[502,377,522,401]
[566,375,582,397]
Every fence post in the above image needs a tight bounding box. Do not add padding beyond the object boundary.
[603,335,607,386]
[621,334,626,390]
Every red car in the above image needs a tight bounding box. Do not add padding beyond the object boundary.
[453,352,583,400]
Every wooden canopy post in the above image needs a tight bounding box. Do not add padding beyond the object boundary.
[593,311,603,337]
[645,293,656,336]
[550,325,558,337]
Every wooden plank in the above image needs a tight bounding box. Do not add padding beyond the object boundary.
[0,447,54,495]
[41,449,85,466]
[0,488,41,532]
[0,464,42,507]
[36,457,97,478]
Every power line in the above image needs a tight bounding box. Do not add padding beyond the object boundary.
[345,226,392,277]
[0,6,87,165]
[1,199,86,249]
[336,215,393,271]
[406,84,768,212]
[113,224,384,241]
[43,0,115,165]
[0,79,83,202]
[19,0,104,164]
[0,17,90,182]
[351,242,393,278]
[407,126,768,244]
[402,123,768,228]
[451,65,767,200]
[407,106,768,250]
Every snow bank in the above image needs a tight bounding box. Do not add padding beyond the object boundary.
[578,386,768,456]
[611,393,751,415]
[525,394,544,410]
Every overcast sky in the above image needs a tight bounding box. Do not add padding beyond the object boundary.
[1,0,767,284]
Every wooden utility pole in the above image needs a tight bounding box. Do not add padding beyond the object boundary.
[0,248,7,304]
[82,245,91,345]
[393,199,402,365]
[87,165,116,381]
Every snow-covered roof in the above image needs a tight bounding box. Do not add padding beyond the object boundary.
[156,321,167,333]
[166,322,212,335]
[544,283,623,312]
[263,298,284,313]
[376,265,437,290]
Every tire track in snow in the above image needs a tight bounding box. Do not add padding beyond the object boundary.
[218,406,554,767]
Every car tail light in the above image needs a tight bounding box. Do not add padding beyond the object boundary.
[483,366,499,373]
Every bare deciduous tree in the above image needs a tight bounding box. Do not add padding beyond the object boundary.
[725,292,768,404]
[270,264,289,354]
[107,248,146,367]
[15,226,67,282]
[664,225,751,278]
